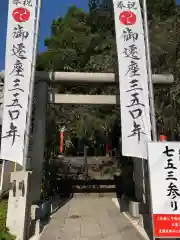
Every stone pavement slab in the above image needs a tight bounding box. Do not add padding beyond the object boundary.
[40,196,147,240]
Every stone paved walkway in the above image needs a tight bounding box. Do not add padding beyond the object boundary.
[40,196,147,240]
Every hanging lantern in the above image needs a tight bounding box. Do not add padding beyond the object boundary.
[59,126,65,154]
[159,135,168,142]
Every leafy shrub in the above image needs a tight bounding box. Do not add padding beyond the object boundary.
[0,199,7,233]
[0,199,15,240]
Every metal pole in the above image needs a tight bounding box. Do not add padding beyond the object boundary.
[142,1,157,240]
[0,160,5,193]
[142,0,157,141]
[23,0,42,170]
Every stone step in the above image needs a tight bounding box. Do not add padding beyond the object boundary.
[74,192,117,198]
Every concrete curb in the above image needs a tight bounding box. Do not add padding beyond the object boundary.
[112,197,150,240]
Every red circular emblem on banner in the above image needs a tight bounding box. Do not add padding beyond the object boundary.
[119,11,136,25]
[12,8,30,22]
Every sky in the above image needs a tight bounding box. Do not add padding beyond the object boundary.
[0,0,88,70]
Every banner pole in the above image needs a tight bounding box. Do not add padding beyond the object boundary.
[14,161,17,172]
[142,0,157,142]
[23,0,42,170]
[142,0,157,239]
[0,160,5,193]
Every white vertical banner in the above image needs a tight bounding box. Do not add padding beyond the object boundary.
[0,0,37,165]
[113,0,151,159]
[148,142,180,238]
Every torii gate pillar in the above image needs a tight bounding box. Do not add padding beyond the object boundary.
[30,79,48,203]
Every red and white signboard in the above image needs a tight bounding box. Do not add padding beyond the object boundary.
[0,0,36,165]
[113,0,151,159]
[148,142,180,238]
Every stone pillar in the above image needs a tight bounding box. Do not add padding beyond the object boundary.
[6,171,32,240]
[0,160,22,195]
[133,158,146,202]
[133,158,154,237]
[30,80,48,203]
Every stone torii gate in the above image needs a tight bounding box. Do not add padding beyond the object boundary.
[31,71,174,199]
[0,70,173,201]
[0,71,174,239]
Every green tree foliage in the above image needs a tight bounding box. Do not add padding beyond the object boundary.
[0,199,15,239]
[36,0,178,151]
